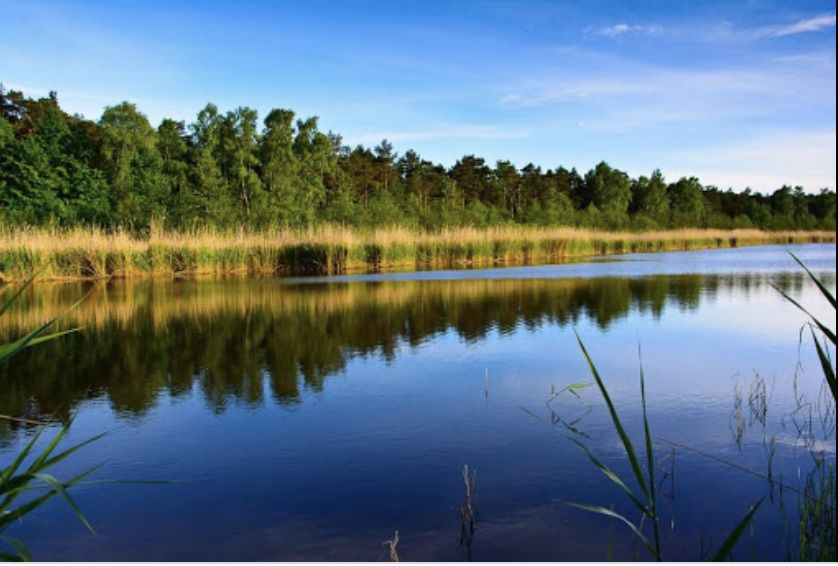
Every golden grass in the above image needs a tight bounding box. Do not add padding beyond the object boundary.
[0,224,833,283]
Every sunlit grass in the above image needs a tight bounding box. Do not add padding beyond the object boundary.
[0,224,833,282]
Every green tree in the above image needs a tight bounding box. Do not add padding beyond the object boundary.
[450,155,491,206]
[769,185,794,229]
[99,102,166,229]
[0,116,64,223]
[401,150,445,221]
[492,160,520,216]
[259,108,299,226]
[668,177,707,227]
[632,169,669,226]
[157,119,194,227]
[374,139,396,194]
[217,107,264,222]
[293,116,337,225]
[188,104,236,228]
[584,161,632,228]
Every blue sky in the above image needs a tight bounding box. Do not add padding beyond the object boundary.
[1,0,835,192]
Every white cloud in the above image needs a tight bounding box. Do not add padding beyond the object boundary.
[498,61,834,116]
[757,13,836,38]
[588,23,663,37]
[667,130,837,192]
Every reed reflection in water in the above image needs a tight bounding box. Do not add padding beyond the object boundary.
[0,269,824,428]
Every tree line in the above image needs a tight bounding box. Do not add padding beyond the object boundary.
[1,86,834,233]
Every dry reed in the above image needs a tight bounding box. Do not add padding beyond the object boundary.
[0,224,833,282]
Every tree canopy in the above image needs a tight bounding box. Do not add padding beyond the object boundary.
[1,85,834,233]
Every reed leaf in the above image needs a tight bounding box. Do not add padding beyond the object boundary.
[567,437,649,516]
[711,497,764,561]
[564,502,658,559]
[32,473,95,533]
[0,465,99,531]
[771,285,836,346]
[811,329,836,401]
[639,347,661,559]
[0,537,31,562]
[0,429,45,485]
[573,330,651,502]
[789,252,836,309]
[0,273,39,318]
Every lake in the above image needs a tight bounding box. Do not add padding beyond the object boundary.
[1,243,835,561]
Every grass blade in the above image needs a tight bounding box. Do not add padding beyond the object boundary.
[0,286,94,363]
[0,429,45,486]
[568,437,649,516]
[574,330,651,502]
[0,466,98,531]
[564,502,659,559]
[789,252,836,309]
[33,473,95,533]
[0,535,33,562]
[0,272,40,318]
[770,285,836,346]
[38,431,109,471]
[711,497,764,561]
[638,345,661,560]
[811,329,836,401]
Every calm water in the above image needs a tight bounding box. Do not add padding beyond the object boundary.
[1,244,835,561]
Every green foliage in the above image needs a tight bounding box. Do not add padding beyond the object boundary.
[0,86,835,232]
[0,422,106,561]
[669,177,707,227]
[584,161,632,217]
[632,170,669,225]
[99,102,167,230]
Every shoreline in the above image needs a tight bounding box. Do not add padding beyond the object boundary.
[0,226,834,284]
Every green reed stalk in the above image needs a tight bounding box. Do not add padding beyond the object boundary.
[772,252,836,561]
[568,330,763,561]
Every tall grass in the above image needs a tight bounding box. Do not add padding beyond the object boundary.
[772,253,836,402]
[0,224,833,282]
[773,252,836,561]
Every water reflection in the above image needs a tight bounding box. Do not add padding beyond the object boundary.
[0,271,826,433]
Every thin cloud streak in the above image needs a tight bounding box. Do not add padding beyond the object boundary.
[498,62,833,116]
[757,13,836,38]
[586,23,663,37]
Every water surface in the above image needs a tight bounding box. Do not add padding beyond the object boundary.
[1,244,835,561]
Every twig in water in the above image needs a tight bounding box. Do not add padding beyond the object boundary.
[382,530,400,562]
[460,464,478,560]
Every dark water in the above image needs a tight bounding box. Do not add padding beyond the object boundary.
[0,244,835,561]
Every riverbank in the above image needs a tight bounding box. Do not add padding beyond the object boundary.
[0,225,833,282]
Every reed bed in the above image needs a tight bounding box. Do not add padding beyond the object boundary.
[0,225,833,283]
